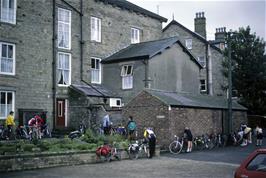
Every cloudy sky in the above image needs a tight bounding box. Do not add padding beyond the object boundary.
[128,0,266,41]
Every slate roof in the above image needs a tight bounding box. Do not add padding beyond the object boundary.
[97,0,167,22]
[70,83,120,98]
[163,20,222,53]
[144,89,247,110]
[102,37,202,68]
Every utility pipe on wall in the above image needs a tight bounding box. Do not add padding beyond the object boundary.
[207,44,213,95]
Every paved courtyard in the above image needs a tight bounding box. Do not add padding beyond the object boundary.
[0,139,265,178]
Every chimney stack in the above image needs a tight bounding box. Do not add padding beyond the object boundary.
[215,27,226,42]
[194,12,206,38]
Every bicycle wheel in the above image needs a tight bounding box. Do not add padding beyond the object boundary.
[169,141,182,154]
[128,150,139,159]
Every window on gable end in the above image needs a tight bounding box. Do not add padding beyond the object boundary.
[185,39,192,49]
[200,79,206,92]
[198,56,206,68]
[131,28,140,44]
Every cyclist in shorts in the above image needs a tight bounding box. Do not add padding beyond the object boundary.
[127,116,136,140]
[184,127,193,153]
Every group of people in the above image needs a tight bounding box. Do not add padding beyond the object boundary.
[101,113,157,158]
[4,111,46,140]
[238,123,264,147]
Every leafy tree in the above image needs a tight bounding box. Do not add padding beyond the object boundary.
[222,26,266,115]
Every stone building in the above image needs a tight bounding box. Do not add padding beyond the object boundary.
[0,0,244,136]
[162,12,227,97]
[123,89,247,148]
[0,0,167,129]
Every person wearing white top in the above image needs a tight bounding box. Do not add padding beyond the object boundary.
[144,127,156,158]
[102,113,110,135]
[255,125,263,146]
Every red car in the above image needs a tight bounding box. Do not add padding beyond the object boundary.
[234,148,266,178]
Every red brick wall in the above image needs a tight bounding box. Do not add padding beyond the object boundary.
[123,91,170,147]
[123,91,247,149]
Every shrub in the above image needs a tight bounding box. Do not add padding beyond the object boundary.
[22,144,36,152]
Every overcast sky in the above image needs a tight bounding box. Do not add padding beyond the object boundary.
[128,0,266,41]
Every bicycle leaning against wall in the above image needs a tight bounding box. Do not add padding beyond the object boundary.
[169,135,188,154]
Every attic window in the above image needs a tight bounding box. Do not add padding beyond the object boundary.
[185,39,192,49]
[131,28,140,44]
[198,56,206,68]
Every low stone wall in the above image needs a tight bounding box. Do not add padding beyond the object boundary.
[0,147,160,172]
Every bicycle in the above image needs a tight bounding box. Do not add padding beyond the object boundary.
[169,135,185,154]
[15,125,30,139]
[128,139,149,159]
[28,125,41,140]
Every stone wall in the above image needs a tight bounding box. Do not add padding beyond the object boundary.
[0,0,164,128]
[0,148,160,172]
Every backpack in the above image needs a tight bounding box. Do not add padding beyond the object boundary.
[96,145,111,157]
[128,121,136,131]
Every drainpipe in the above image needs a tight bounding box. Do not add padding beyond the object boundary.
[80,0,84,81]
[207,44,213,95]
[143,59,150,88]
[52,0,56,129]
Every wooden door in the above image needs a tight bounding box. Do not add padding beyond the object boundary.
[56,99,66,127]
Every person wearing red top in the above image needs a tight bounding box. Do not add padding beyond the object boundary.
[28,115,44,139]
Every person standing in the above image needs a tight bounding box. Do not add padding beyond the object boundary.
[184,127,193,153]
[255,125,263,146]
[127,116,136,140]
[144,127,156,158]
[5,111,15,140]
[102,112,110,135]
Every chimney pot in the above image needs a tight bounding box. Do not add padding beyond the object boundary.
[202,12,204,17]
[224,27,226,32]
[196,12,198,18]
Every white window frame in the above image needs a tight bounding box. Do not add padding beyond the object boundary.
[57,100,63,117]
[58,8,71,49]
[121,65,133,89]
[185,39,192,49]
[91,57,101,84]
[0,42,15,75]
[110,98,122,107]
[198,56,206,68]
[0,0,16,24]
[0,91,15,119]
[131,28,140,44]
[57,52,71,87]
[91,16,101,42]
[200,79,207,92]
